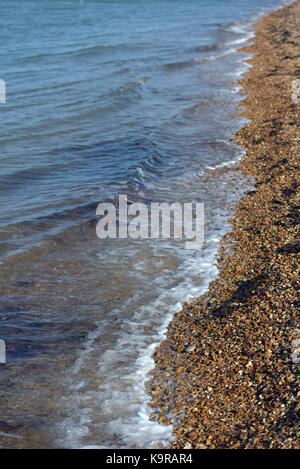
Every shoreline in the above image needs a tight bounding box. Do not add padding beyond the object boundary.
[148,0,300,449]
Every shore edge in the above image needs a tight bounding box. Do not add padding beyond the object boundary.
[148,0,300,449]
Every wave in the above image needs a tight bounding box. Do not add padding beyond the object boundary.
[15,42,140,64]
[163,59,198,71]
[221,31,254,47]
[181,98,222,114]
[224,22,250,34]
[106,77,151,98]
[194,44,218,53]
[164,46,238,72]
[195,47,237,64]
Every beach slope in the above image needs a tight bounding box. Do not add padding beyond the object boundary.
[149,0,300,449]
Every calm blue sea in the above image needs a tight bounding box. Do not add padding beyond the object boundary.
[0,0,289,449]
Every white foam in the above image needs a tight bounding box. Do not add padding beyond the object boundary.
[222,31,254,47]
[195,47,237,64]
[57,233,225,448]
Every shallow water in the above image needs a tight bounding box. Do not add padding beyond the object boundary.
[0,0,290,448]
